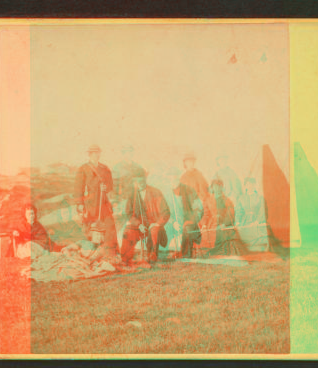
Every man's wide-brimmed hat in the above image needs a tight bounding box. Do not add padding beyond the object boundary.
[87,144,102,153]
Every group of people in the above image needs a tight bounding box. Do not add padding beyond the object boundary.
[12,144,288,269]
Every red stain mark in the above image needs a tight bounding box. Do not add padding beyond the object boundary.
[228,54,237,64]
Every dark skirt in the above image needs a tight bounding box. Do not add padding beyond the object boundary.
[207,228,250,257]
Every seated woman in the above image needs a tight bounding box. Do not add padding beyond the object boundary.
[206,180,249,257]
[236,177,288,259]
[13,204,50,259]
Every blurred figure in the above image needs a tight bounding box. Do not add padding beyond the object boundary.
[236,177,267,227]
[121,168,170,266]
[180,151,212,248]
[13,204,50,259]
[180,151,209,201]
[166,167,204,258]
[49,198,92,252]
[112,144,145,203]
[74,144,119,257]
[212,155,243,206]
[111,145,145,247]
[207,180,248,257]
[236,177,288,258]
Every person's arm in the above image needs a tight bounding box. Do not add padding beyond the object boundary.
[192,197,204,225]
[33,222,50,251]
[106,168,113,193]
[125,190,141,227]
[156,194,171,226]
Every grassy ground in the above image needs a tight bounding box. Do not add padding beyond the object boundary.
[0,172,290,355]
[27,258,290,354]
[290,247,318,353]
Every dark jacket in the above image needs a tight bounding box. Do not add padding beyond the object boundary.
[125,185,170,247]
[74,162,114,222]
[174,183,204,225]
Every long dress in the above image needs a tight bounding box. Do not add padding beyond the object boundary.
[213,166,243,206]
[206,194,249,257]
[235,191,288,258]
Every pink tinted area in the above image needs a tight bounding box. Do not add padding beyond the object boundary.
[0,26,31,354]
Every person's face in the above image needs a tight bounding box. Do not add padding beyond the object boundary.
[89,151,101,162]
[25,209,35,225]
[60,207,71,223]
[245,181,255,194]
[135,177,147,191]
[212,184,223,197]
[184,159,196,170]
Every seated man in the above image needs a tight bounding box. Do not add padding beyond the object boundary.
[166,167,204,259]
[13,204,50,259]
[121,168,170,266]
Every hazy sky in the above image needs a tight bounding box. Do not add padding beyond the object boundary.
[1,24,290,189]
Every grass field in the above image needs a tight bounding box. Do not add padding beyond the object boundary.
[18,258,289,354]
[0,172,290,355]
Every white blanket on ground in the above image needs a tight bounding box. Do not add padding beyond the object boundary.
[179,258,249,267]
[20,243,116,282]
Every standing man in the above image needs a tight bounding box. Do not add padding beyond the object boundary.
[180,151,209,201]
[121,168,170,266]
[166,167,204,259]
[180,151,212,248]
[74,144,119,257]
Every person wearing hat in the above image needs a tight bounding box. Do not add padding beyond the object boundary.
[180,152,209,201]
[206,179,249,257]
[212,155,243,207]
[180,151,212,249]
[166,166,204,258]
[120,167,170,266]
[112,144,145,203]
[74,144,119,256]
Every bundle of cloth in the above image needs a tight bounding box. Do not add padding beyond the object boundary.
[20,241,117,282]
[14,203,118,282]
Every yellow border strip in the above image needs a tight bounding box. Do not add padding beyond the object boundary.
[0,18,317,25]
[1,353,318,359]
